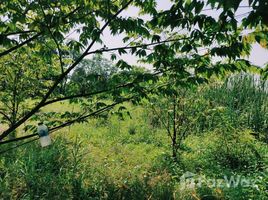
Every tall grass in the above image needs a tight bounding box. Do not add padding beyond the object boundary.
[202,73,268,138]
[1,74,268,199]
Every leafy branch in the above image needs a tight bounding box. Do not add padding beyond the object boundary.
[0,0,134,141]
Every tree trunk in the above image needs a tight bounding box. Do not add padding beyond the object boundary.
[172,140,177,162]
[172,97,177,162]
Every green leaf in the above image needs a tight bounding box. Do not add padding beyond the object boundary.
[181,44,192,52]
[118,48,127,55]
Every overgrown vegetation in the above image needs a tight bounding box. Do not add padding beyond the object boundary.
[1,0,268,199]
[1,74,267,199]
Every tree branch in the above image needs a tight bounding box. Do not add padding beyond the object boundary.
[49,98,132,133]
[38,1,65,75]
[0,6,82,58]
[87,37,188,55]
[42,67,172,107]
[0,110,12,124]
[0,0,134,141]
[0,30,37,37]
[43,82,134,106]
[0,33,42,58]
[0,97,131,146]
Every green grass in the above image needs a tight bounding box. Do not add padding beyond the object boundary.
[1,74,268,199]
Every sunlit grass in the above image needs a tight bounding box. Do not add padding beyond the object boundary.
[1,74,268,199]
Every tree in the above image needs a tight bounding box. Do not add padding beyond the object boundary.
[69,54,118,94]
[0,0,267,144]
[0,46,60,139]
[147,74,201,161]
[0,0,139,141]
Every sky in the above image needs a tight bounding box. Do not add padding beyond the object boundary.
[75,0,268,68]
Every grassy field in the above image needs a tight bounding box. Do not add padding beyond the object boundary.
[1,77,268,199]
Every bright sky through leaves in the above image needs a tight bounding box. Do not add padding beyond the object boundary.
[72,0,268,67]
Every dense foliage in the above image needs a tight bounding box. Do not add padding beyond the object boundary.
[1,0,268,199]
[1,0,268,140]
[1,74,268,199]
